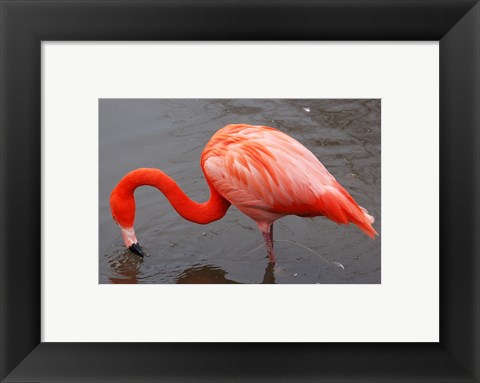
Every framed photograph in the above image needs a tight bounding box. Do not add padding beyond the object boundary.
[97,98,381,285]
[1,1,479,382]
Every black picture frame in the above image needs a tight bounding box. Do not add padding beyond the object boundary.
[1,1,479,382]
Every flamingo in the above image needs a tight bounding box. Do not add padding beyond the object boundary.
[110,123,377,263]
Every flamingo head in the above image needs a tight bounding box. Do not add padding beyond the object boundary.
[110,188,145,257]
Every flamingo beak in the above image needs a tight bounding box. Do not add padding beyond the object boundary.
[129,242,144,258]
[121,227,144,258]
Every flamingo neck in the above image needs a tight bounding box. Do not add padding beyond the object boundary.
[110,168,231,228]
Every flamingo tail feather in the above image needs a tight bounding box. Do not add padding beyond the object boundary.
[318,186,378,239]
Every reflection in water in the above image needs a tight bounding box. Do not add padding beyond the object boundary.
[176,263,276,284]
[261,263,276,284]
[176,265,238,284]
[108,251,277,284]
[108,250,142,284]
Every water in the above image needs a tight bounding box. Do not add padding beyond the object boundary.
[99,99,381,284]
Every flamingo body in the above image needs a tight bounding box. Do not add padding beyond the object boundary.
[202,124,375,236]
[110,123,377,262]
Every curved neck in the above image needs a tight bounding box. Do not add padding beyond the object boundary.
[110,168,231,227]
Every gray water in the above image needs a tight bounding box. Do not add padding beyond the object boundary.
[99,99,381,284]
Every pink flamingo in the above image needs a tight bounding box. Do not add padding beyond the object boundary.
[110,124,377,263]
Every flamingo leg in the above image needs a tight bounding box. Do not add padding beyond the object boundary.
[262,223,275,264]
